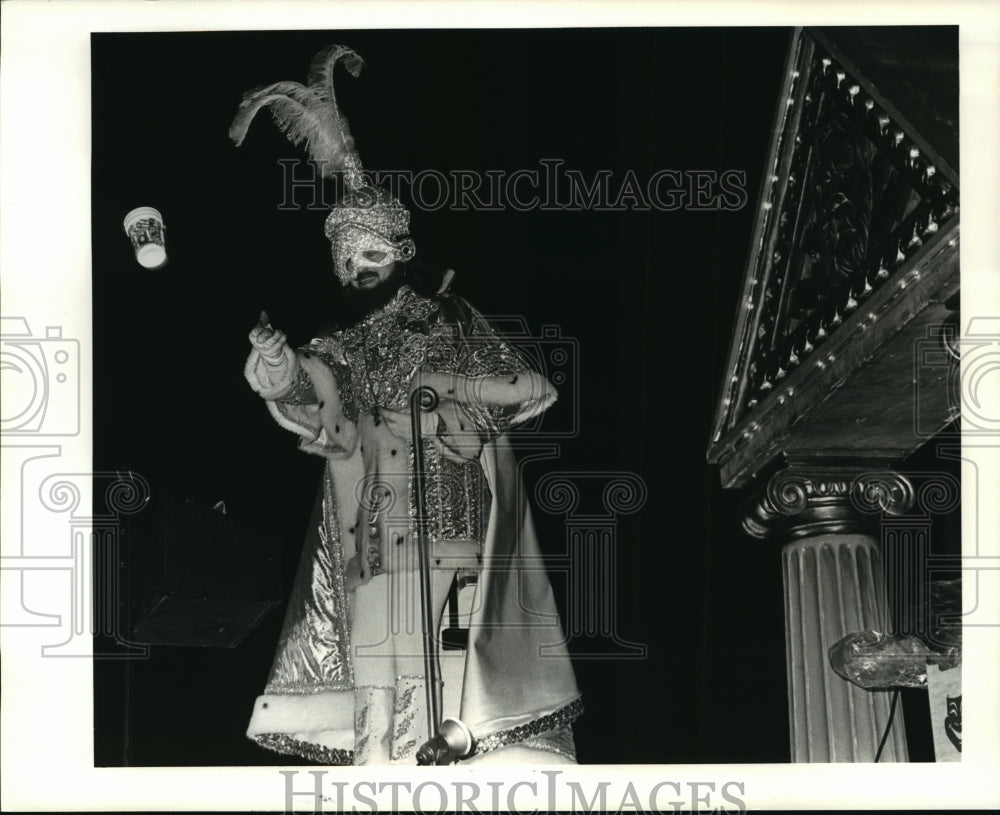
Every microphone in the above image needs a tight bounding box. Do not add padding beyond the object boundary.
[415,718,473,766]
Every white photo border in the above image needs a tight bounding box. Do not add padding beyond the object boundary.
[1,0,997,811]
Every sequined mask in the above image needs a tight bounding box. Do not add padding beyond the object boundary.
[325,186,416,285]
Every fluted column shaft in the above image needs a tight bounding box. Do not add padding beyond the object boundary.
[745,464,913,762]
[782,534,906,761]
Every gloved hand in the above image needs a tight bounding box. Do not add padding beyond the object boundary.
[249,310,288,365]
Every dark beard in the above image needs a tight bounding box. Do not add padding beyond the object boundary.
[328,265,406,330]
[319,260,446,334]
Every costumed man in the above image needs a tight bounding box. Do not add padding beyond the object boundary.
[233,45,582,765]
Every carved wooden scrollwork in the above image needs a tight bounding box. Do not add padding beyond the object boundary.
[743,48,960,413]
[743,465,914,540]
[713,31,960,428]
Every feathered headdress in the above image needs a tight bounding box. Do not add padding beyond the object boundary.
[230,45,415,284]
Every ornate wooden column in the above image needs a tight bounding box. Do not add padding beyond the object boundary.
[744,464,913,761]
[708,28,959,762]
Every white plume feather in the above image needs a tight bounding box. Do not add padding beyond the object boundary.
[229,46,365,179]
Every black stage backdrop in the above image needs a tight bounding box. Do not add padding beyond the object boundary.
[91,28,916,765]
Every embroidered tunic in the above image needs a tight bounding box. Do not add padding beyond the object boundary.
[244,284,582,764]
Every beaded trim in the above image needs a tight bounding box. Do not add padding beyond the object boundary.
[467,697,584,758]
[407,440,490,544]
[324,469,355,684]
[274,366,318,405]
[250,698,582,764]
[251,733,354,766]
[389,675,424,761]
[261,683,351,695]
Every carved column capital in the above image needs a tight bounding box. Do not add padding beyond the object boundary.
[742,464,914,541]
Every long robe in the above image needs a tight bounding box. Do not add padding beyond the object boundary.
[243,283,581,764]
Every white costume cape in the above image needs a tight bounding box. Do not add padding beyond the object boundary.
[243,284,581,764]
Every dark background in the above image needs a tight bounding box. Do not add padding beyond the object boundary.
[91,28,956,766]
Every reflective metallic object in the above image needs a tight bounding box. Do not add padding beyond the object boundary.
[416,718,472,766]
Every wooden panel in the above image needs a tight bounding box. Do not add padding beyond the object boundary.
[712,220,958,488]
[785,302,957,454]
[708,27,959,487]
[814,27,958,176]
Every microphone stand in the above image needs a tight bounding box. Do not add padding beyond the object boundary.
[409,385,442,754]
[409,385,474,766]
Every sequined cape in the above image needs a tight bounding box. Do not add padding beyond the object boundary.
[243,284,582,764]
